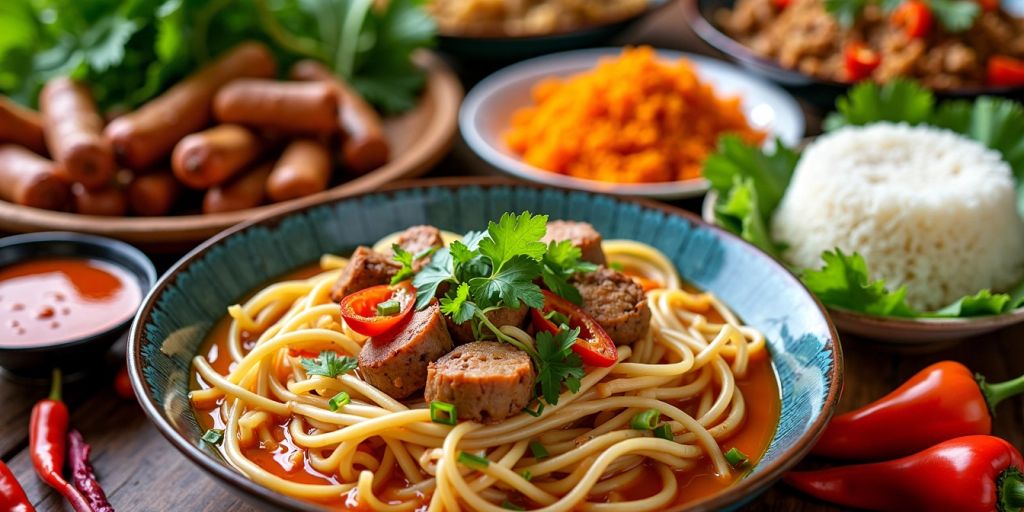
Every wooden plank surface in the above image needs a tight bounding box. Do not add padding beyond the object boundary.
[2,2,1022,511]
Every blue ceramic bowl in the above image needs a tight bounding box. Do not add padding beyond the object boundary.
[128,179,842,511]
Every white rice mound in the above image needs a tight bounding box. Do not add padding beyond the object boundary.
[771,122,1024,311]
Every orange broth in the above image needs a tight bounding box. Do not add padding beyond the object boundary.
[191,264,781,510]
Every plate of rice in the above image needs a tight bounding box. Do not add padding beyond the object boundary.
[702,80,1024,346]
[461,46,805,199]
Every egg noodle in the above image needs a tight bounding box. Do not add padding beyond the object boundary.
[189,238,768,511]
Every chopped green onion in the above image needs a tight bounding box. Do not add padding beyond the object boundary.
[501,500,525,511]
[377,299,401,316]
[430,401,457,425]
[725,447,749,467]
[202,429,224,445]
[544,310,571,327]
[458,451,490,470]
[609,262,625,271]
[328,391,350,411]
[529,440,549,459]
[521,469,532,481]
[630,409,660,430]
[522,400,545,417]
[654,423,674,441]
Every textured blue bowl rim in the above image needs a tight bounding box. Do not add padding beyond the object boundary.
[0,231,156,352]
[128,177,843,512]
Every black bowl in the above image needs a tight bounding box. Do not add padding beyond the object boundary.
[682,0,1024,107]
[438,0,672,61]
[0,232,156,379]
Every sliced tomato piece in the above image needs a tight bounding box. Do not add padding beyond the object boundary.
[339,281,415,337]
[987,56,1024,88]
[843,42,881,82]
[531,290,618,367]
[891,0,933,38]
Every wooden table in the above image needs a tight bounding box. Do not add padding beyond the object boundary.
[3,2,1022,510]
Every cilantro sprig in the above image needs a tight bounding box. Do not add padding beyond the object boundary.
[401,211,594,404]
[301,351,358,378]
[706,81,1024,319]
[824,0,979,32]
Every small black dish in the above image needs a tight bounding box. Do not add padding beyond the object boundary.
[0,232,156,380]
[683,0,1024,107]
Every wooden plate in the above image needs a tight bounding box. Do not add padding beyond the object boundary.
[0,51,463,252]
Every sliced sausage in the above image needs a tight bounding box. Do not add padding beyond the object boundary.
[385,225,445,271]
[359,302,454,400]
[425,341,535,423]
[542,220,607,265]
[330,246,400,302]
[446,305,528,345]
[570,266,650,345]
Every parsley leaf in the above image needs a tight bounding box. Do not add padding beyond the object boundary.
[801,250,918,317]
[412,248,454,309]
[468,254,544,310]
[301,351,358,378]
[390,244,436,285]
[824,0,868,28]
[440,282,478,325]
[825,80,935,131]
[704,136,798,219]
[929,0,979,33]
[715,176,784,259]
[541,241,597,305]
[479,212,549,270]
[535,328,585,405]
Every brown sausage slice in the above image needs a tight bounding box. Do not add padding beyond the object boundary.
[266,139,333,202]
[0,96,46,155]
[330,247,400,302]
[172,124,263,189]
[542,220,607,265]
[571,266,651,345]
[289,60,390,174]
[202,162,273,214]
[0,145,70,210]
[104,42,276,170]
[214,80,339,134]
[425,341,535,423]
[359,302,454,400]
[40,77,116,189]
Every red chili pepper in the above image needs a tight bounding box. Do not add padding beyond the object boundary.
[339,281,415,337]
[787,435,1024,512]
[0,459,35,512]
[531,290,618,367]
[987,56,1024,88]
[812,361,1024,460]
[772,0,792,8]
[68,430,113,512]
[977,0,1000,11]
[30,369,92,512]
[844,42,882,82]
[891,0,933,38]
[113,365,133,400]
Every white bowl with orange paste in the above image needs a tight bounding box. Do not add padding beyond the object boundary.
[461,47,805,199]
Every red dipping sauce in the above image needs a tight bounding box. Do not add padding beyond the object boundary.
[0,257,141,346]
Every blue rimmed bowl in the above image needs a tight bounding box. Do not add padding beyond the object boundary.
[128,178,842,511]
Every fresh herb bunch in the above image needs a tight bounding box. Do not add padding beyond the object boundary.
[705,80,1024,318]
[397,212,596,404]
[301,350,358,378]
[825,0,979,32]
[0,0,435,113]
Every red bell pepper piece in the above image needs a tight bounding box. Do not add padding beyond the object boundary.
[987,56,1024,88]
[531,290,617,367]
[30,370,92,512]
[339,281,415,337]
[844,42,881,82]
[787,435,1024,512]
[772,0,792,8]
[812,361,1024,460]
[0,459,35,512]
[891,0,933,38]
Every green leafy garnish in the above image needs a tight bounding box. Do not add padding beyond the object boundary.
[376,300,401,316]
[541,241,598,305]
[521,470,533,481]
[823,0,868,28]
[457,451,490,470]
[501,500,525,511]
[0,0,434,113]
[389,244,436,285]
[724,447,749,468]
[522,400,545,418]
[429,401,457,425]
[300,351,358,378]
[707,81,1024,319]
[653,423,674,441]
[529,441,549,459]
[202,428,224,445]
[630,409,660,430]
[823,0,977,32]
[535,328,585,406]
[328,391,350,411]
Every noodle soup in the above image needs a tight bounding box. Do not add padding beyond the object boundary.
[189,220,782,511]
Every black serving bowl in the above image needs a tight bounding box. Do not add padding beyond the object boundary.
[0,232,156,379]
[682,0,1024,107]
[438,0,672,61]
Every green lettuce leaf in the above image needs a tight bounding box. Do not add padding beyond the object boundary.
[824,80,935,130]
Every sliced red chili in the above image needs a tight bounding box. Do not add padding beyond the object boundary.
[532,290,617,367]
[843,42,881,82]
[987,55,1024,88]
[772,0,792,8]
[339,281,415,337]
[891,0,933,38]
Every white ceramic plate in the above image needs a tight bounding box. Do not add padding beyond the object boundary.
[460,47,806,200]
